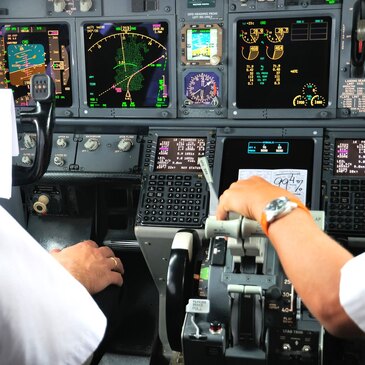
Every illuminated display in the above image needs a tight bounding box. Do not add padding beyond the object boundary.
[248,141,289,154]
[84,22,169,109]
[181,24,222,66]
[334,139,365,176]
[184,71,220,106]
[186,28,218,61]
[0,24,72,107]
[219,138,314,205]
[155,137,206,172]
[236,17,331,109]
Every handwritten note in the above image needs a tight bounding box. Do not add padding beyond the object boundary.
[238,169,308,203]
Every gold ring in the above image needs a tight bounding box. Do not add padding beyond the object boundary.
[110,257,118,269]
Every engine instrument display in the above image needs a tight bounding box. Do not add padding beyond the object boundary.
[334,139,365,176]
[155,137,206,172]
[84,22,169,109]
[236,17,331,109]
[184,71,220,106]
[0,23,72,107]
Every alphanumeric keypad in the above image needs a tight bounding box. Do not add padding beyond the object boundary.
[139,174,207,226]
[327,179,365,232]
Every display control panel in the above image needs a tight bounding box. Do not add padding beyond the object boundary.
[13,132,141,174]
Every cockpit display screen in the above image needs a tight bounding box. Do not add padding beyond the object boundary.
[334,139,365,176]
[219,138,314,205]
[155,137,206,172]
[0,24,72,107]
[84,22,169,109]
[186,28,218,61]
[236,17,331,109]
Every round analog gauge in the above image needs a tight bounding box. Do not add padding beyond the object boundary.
[265,27,289,43]
[184,71,220,106]
[302,82,318,98]
[310,94,326,107]
[241,28,263,44]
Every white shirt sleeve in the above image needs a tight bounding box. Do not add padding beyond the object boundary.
[339,252,365,333]
[0,206,107,365]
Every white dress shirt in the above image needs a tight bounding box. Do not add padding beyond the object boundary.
[0,205,106,365]
[340,252,365,332]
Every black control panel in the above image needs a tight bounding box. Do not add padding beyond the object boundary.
[323,130,365,237]
[136,130,216,227]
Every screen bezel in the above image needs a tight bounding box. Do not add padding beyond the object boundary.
[76,16,177,119]
[0,18,78,118]
[213,128,324,210]
[227,10,340,120]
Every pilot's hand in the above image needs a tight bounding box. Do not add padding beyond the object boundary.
[50,240,124,294]
[216,176,297,222]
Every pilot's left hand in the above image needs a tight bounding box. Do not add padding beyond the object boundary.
[50,240,124,294]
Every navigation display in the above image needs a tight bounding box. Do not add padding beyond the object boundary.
[84,22,169,109]
[334,139,365,176]
[236,17,331,109]
[0,24,72,107]
[155,137,206,172]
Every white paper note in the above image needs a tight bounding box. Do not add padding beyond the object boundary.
[238,168,308,203]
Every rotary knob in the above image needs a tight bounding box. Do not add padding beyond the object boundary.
[53,0,66,13]
[54,156,65,167]
[21,155,33,165]
[56,137,67,148]
[210,54,221,66]
[23,134,36,149]
[80,0,93,12]
[84,138,100,151]
[118,138,133,152]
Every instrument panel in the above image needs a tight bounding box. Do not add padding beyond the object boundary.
[0,0,359,121]
[2,0,365,364]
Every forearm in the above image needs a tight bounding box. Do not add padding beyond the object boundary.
[267,208,361,337]
[216,176,364,337]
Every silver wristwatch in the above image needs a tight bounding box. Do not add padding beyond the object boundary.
[263,196,299,223]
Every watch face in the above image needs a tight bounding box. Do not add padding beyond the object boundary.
[267,197,288,211]
[265,197,290,222]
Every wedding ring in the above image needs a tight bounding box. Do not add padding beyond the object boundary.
[110,257,118,269]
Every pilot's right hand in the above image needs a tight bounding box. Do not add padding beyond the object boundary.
[216,176,298,222]
[50,240,124,294]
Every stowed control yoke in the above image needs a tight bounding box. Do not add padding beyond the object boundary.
[12,74,55,186]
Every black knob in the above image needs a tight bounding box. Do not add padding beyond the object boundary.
[266,286,282,300]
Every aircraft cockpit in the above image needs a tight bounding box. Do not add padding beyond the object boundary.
[1,0,365,363]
